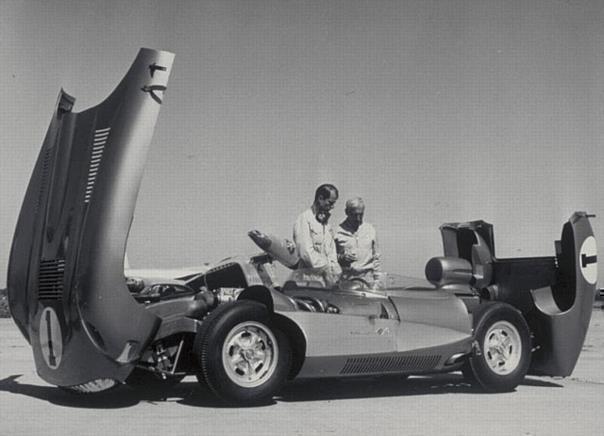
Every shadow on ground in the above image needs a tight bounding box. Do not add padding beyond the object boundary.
[273,373,562,403]
[0,375,216,409]
[0,373,563,409]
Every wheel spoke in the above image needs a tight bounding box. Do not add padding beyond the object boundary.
[249,358,264,373]
[245,359,255,378]
[488,332,500,348]
[233,335,248,350]
[501,335,512,349]
[230,353,245,366]
[252,336,265,350]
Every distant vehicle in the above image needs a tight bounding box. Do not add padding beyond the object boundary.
[7,49,598,404]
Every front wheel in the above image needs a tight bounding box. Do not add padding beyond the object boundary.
[59,379,118,394]
[466,303,531,392]
[193,301,291,404]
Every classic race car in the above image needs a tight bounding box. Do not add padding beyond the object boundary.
[7,49,598,405]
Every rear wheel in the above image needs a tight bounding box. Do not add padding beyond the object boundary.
[193,301,291,404]
[466,303,531,392]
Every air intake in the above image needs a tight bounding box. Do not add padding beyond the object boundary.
[84,127,110,204]
[38,258,65,300]
[340,354,441,375]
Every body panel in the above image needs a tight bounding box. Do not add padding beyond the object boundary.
[277,286,472,378]
[439,212,597,376]
[295,339,472,378]
[528,213,597,375]
[7,49,174,386]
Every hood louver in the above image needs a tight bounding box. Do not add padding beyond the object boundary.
[84,127,110,204]
[38,258,65,301]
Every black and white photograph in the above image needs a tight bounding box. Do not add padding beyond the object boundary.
[1,1,602,434]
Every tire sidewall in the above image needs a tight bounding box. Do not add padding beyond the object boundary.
[194,301,291,404]
[469,303,531,392]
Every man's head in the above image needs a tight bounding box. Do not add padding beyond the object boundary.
[313,184,338,223]
[345,197,365,230]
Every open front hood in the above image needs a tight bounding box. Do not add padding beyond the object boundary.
[7,49,174,386]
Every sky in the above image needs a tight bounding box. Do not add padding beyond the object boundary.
[1,0,603,288]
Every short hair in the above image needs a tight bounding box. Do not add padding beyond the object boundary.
[314,184,339,201]
[345,197,365,212]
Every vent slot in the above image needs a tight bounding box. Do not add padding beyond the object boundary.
[38,258,65,300]
[84,127,111,204]
[340,354,441,375]
[34,148,52,216]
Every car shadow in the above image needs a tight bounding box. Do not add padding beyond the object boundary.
[277,374,476,403]
[0,373,562,409]
[0,375,141,408]
[0,374,225,409]
[276,373,563,403]
[176,383,277,408]
[520,377,564,388]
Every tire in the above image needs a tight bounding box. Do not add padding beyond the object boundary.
[59,379,118,394]
[466,303,531,392]
[460,361,476,384]
[193,301,291,404]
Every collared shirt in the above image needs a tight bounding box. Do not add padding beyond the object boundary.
[335,221,381,281]
[293,208,341,284]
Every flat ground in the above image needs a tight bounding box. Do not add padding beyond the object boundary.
[1,305,603,436]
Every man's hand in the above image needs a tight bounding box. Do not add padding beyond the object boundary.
[341,252,357,263]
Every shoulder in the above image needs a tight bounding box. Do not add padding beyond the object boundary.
[335,222,350,237]
[362,222,377,235]
[294,209,314,232]
[295,208,312,222]
[302,208,314,219]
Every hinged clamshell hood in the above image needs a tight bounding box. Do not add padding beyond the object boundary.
[440,212,597,376]
[7,49,174,386]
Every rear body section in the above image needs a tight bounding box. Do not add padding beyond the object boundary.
[440,212,597,376]
[7,49,174,386]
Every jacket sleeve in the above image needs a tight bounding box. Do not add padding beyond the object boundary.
[293,214,328,269]
[334,231,348,267]
[327,228,342,275]
[371,225,381,276]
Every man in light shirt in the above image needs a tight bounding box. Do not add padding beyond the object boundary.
[292,184,342,286]
[335,197,381,286]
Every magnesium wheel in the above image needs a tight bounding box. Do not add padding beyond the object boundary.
[466,303,531,392]
[193,301,291,404]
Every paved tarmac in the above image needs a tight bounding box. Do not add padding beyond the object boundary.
[1,306,603,436]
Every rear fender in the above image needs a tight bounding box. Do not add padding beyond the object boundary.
[439,212,597,376]
[529,212,597,376]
